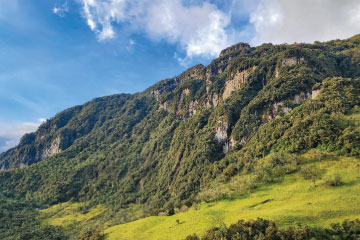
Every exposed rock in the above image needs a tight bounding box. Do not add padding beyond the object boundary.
[312,89,321,99]
[19,163,27,169]
[215,118,228,144]
[223,66,256,100]
[214,117,235,154]
[150,90,161,101]
[275,57,305,77]
[267,102,292,122]
[159,102,169,112]
[292,91,311,104]
[183,88,190,96]
[272,91,311,117]
[188,100,200,117]
[264,90,320,123]
[281,57,304,67]
[206,93,221,108]
[223,137,236,154]
[41,135,62,159]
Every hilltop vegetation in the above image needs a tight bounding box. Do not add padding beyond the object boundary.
[0,35,360,239]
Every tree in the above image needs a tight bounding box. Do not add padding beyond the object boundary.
[300,166,323,186]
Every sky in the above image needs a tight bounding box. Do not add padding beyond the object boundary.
[1,0,360,152]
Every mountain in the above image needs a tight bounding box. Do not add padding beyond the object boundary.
[0,35,360,239]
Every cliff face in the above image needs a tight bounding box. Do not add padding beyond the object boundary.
[0,94,131,169]
[1,36,360,211]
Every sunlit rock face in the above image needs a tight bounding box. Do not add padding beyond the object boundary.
[223,66,256,100]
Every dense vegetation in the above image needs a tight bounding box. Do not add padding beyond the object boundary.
[0,194,66,240]
[0,35,359,239]
[185,218,360,240]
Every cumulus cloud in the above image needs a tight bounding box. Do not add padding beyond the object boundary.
[145,0,231,58]
[53,1,69,17]
[79,0,235,58]
[0,119,45,153]
[250,0,360,45]
[81,0,128,40]
[65,0,360,60]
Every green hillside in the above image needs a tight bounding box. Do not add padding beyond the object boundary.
[104,153,360,240]
[37,150,360,239]
[0,35,360,239]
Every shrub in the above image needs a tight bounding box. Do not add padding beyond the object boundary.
[180,205,189,212]
[222,165,237,181]
[325,174,343,186]
[192,202,200,211]
[300,166,323,186]
[185,218,360,240]
[185,234,200,240]
[77,229,104,240]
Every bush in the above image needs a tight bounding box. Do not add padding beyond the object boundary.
[300,165,323,186]
[185,234,200,240]
[221,165,237,181]
[185,218,360,240]
[253,152,300,184]
[77,229,104,240]
[325,174,343,186]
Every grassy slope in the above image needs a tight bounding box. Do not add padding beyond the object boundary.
[40,202,106,226]
[104,154,360,240]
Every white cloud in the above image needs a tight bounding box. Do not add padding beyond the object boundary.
[174,52,191,67]
[79,0,235,58]
[146,0,232,58]
[0,119,45,153]
[72,0,360,60]
[249,0,360,45]
[81,0,128,40]
[53,1,69,17]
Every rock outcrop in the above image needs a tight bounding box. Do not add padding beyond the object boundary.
[223,66,256,100]
[263,89,321,123]
[214,117,236,154]
[281,57,304,67]
[275,57,305,77]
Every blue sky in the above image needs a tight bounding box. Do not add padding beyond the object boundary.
[1,0,360,152]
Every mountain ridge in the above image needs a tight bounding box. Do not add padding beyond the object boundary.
[0,35,360,239]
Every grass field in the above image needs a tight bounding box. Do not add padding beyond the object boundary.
[104,154,360,240]
[40,201,106,226]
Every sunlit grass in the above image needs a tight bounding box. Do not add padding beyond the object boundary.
[40,202,106,226]
[104,154,360,240]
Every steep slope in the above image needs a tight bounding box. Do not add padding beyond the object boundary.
[0,35,360,239]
